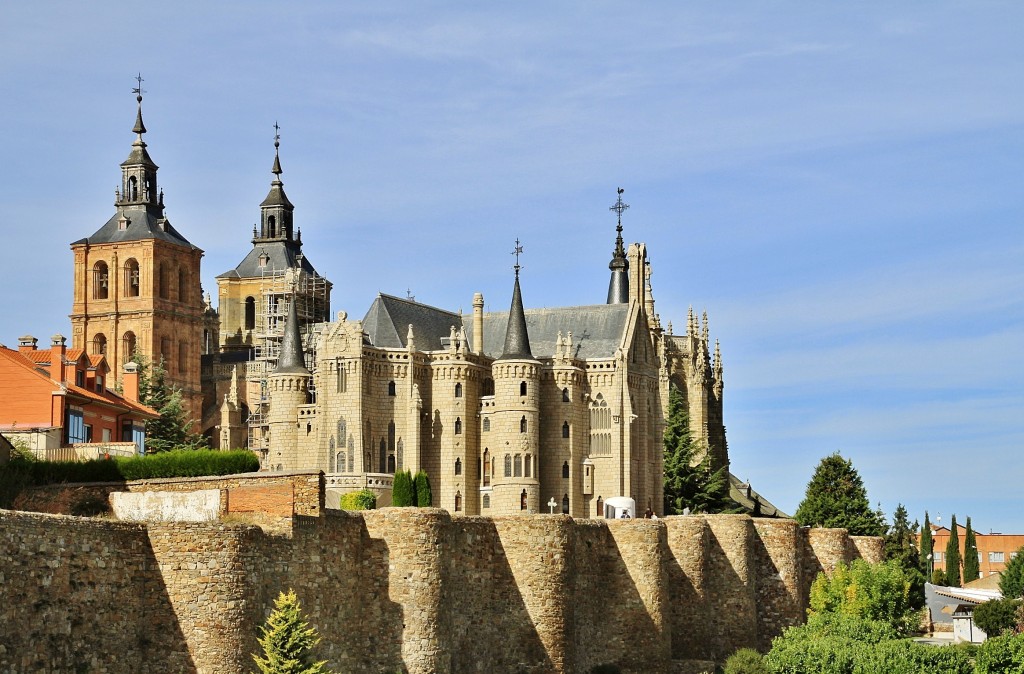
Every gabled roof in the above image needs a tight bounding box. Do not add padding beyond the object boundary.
[73,203,199,249]
[216,241,319,279]
[478,303,631,360]
[362,294,464,350]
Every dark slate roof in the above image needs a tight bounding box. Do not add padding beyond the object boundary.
[362,294,464,350]
[73,204,199,249]
[497,274,533,360]
[121,142,156,169]
[217,241,319,279]
[476,303,631,360]
[260,180,293,209]
[274,297,310,375]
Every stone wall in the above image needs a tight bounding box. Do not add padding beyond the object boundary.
[0,506,882,673]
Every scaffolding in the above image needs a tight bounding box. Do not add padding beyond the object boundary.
[245,266,330,453]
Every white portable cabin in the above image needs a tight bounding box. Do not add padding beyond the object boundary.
[604,496,636,519]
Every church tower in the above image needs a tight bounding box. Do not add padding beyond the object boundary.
[490,243,541,514]
[216,127,331,353]
[70,79,205,420]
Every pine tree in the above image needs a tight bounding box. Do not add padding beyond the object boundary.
[391,469,415,507]
[253,589,333,674]
[883,504,926,609]
[131,352,207,453]
[413,470,432,507]
[920,511,933,579]
[793,453,885,536]
[662,386,734,515]
[963,516,980,584]
[945,514,962,587]
[999,546,1024,599]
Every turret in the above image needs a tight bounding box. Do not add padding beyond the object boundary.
[607,188,629,304]
[116,78,161,209]
[255,125,296,243]
[266,293,312,470]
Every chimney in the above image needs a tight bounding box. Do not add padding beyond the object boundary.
[18,335,38,353]
[472,292,484,355]
[50,334,67,383]
[123,362,140,403]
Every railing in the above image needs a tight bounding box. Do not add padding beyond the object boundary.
[33,442,139,462]
[324,472,395,491]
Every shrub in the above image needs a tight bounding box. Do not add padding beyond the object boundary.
[253,589,334,674]
[723,647,768,674]
[974,633,1024,674]
[414,470,432,507]
[808,559,917,635]
[1000,546,1024,599]
[973,598,1022,637]
[391,470,414,507]
[5,449,259,487]
[338,489,376,511]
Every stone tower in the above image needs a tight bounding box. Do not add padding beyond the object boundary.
[490,259,541,514]
[69,83,205,420]
[266,296,313,470]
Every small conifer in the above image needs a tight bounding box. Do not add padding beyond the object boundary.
[963,516,980,584]
[253,589,333,674]
[391,469,415,507]
[414,470,432,507]
[945,514,962,587]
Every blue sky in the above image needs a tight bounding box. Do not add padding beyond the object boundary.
[2,3,1021,532]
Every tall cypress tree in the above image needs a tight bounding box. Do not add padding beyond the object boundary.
[920,511,933,578]
[945,514,962,587]
[963,516,980,584]
[662,385,733,515]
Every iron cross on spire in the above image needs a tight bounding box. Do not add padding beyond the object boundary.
[511,238,524,275]
[132,73,146,101]
[609,187,629,232]
[273,121,281,146]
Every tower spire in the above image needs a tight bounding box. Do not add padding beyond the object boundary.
[256,122,295,241]
[274,292,309,375]
[606,187,630,304]
[272,121,282,177]
[499,239,533,360]
[118,74,159,207]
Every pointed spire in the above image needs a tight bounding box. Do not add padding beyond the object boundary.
[132,73,146,136]
[607,187,630,304]
[272,121,283,176]
[702,310,709,343]
[274,294,310,375]
[499,239,533,360]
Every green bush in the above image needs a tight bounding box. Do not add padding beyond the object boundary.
[723,647,768,674]
[974,633,1024,674]
[9,449,259,486]
[973,598,1022,638]
[391,470,414,507]
[338,489,376,511]
[808,559,917,635]
[1000,546,1024,599]
[414,470,432,507]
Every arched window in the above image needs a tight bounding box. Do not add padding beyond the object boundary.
[562,461,569,479]
[158,263,168,299]
[454,417,462,435]
[482,494,490,509]
[178,341,187,374]
[504,454,512,477]
[521,490,528,511]
[379,440,386,474]
[92,261,109,300]
[387,380,396,396]
[244,296,256,330]
[589,393,612,455]
[337,418,347,449]
[483,449,490,486]
[562,494,570,514]
[562,387,570,402]
[337,452,345,473]
[524,454,531,478]
[562,421,570,438]
[520,381,527,396]
[597,496,604,518]
[124,259,140,297]
[91,333,107,356]
[514,454,522,477]
[396,439,403,472]
[520,416,527,433]
[178,267,187,303]
[122,331,136,359]
[348,437,355,473]
[455,491,462,512]
[329,436,336,471]
[454,458,462,475]
[128,175,138,200]
[482,418,490,432]
[482,378,494,396]
[454,383,462,398]
[267,214,276,238]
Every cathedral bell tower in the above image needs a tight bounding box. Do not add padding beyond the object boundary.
[69,77,205,422]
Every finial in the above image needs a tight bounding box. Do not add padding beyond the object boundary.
[131,73,147,136]
[272,121,283,176]
[511,238,524,277]
[609,187,629,255]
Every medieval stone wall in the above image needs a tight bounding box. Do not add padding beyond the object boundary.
[0,507,883,673]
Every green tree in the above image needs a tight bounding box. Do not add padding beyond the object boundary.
[391,469,414,507]
[808,559,918,636]
[945,514,962,587]
[132,352,206,452]
[1000,546,1024,599]
[973,598,1022,637]
[793,453,885,536]
[253,589,333,674]
[883,503,926,609]
[413,470,432,507]
[963,516,980,584]
[920,511,933,578]
[662,386,734,515]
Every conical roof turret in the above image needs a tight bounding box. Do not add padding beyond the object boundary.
[274,294,310,375]
[498,242,534,360]
[607,187,629,304]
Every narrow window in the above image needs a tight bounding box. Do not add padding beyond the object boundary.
[520,416,527,433]
[562,461,569,479]
[178,341,187,374]
[91,333,107,356]
[388,380,396,396]
[597,496,604,518]
[244,296,256,330]
[124,259,140,297]
[514,454,522,477]
[337,452,345,473]
[379,440,386,473]
[158,263,168,299]
[454,383,462,398]
[329,437,336,471]
[520,381,527,396]
[483,449,490,486]
[336,363,346,392]
[267,214,277,238]
[504,454,512,477]
[521,490,527,511]
[482,418,490,432]
[93,261,109,300]
[483,494,490,509]
[128,175,138,200]
[562,421,570,438]
[122,331,136,359]
[562,494,570,514]
[397,439,404,472]
[455,491,462,512]
[455,458,462,475]
[524,454,531,478]
[562,387,569,402]
[454,417,462,435]
[178,267,187,303]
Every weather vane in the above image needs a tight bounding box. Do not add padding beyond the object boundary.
[132,73,146,101]
[273,121,281,146]
[609,187,629,232]
[511,238,524,275]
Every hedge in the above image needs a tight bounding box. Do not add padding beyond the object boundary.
[339,489,377,511]
[3,449,260,485]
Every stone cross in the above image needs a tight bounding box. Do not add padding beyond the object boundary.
[547,497,558,514]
